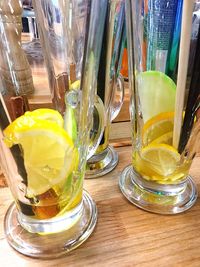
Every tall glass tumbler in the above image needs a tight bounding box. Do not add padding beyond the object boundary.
[119,0,199,214]
[2,0,107,258]
[86,0,125,178]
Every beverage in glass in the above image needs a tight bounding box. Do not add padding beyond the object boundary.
[1,0,107,258]
[119,0,199,214]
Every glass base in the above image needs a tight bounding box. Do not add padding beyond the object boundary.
[119,165,198,214]
[85,146,118,178]
[4,190,97,259]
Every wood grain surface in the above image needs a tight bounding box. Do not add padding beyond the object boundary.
[1,146,200,267]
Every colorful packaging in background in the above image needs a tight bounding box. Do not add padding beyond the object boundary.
[146,0,178,73]
[188,0,200,76]
[136,0,200,80]
[120,40,128,79]
[167,0,183,78]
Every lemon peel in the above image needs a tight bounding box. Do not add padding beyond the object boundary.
[142,112,174,145]
[141,143,180,176]
[3,110,78,197]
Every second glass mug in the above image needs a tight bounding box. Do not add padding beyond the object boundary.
[1,0,107,258]
[86,0,125,178]
[120,0,200,214]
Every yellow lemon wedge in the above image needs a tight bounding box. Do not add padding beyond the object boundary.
[3,113,78,197]
[69,80,80,90]
[141,143,180,176]
[24,108,64,128]
[151,131,173,145]
[142,112,174,145]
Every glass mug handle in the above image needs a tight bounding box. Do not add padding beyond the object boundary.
[110,74,125,122]
[65,90,105,160]
[87,95,105,159]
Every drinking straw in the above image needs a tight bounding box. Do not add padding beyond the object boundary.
[117,24,126,76]
[126,0,141,135]
[97,3,109,103]
[104,0,117,109]
[178,22,200,153]
[70,63,76,83]
[172,0,195,149]
[0,93,28,185]
[97,0,125,130]
[82,0,108,85]
[115,2,126,77]
[0,93,11,127]
[80,0,91,91]
[60,0,74,69]
[79,0,108,160]
[10,95,30,120]
[108,1,125,110]
[110,1,125,78]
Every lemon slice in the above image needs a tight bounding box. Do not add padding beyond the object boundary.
[142,112,174,145]
[151,131,173,145]
[4,115,78,197]
[137,71,176,122]
[141,144,180,176]
[69,80,80,90]
[25,108,64,128]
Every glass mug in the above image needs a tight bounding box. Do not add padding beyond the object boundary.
[119,0,199,214]
[86,0,125,178]
[1,0,108,258]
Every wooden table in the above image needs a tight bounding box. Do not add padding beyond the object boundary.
[1,145,200,267]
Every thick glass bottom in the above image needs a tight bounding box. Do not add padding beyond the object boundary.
[85,146,118,178]
[4,190,97,259]
[119,165,198,214]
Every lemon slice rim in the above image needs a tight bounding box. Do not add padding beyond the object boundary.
[142,112,174,145]
[4,115,73,147]
[151,131,173,145]
[24,108,64,128]
[143,112,174,133]
[141,143,181,166]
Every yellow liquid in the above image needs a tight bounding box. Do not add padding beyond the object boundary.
[133,152,191,184]
[133,112,192,184]
[17,173,83,220]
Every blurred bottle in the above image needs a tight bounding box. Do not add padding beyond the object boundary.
[0,1,34,97]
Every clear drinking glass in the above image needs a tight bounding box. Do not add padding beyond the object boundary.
[86,0,125,178]
[119,0,199,214]
[1,0,107,258]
